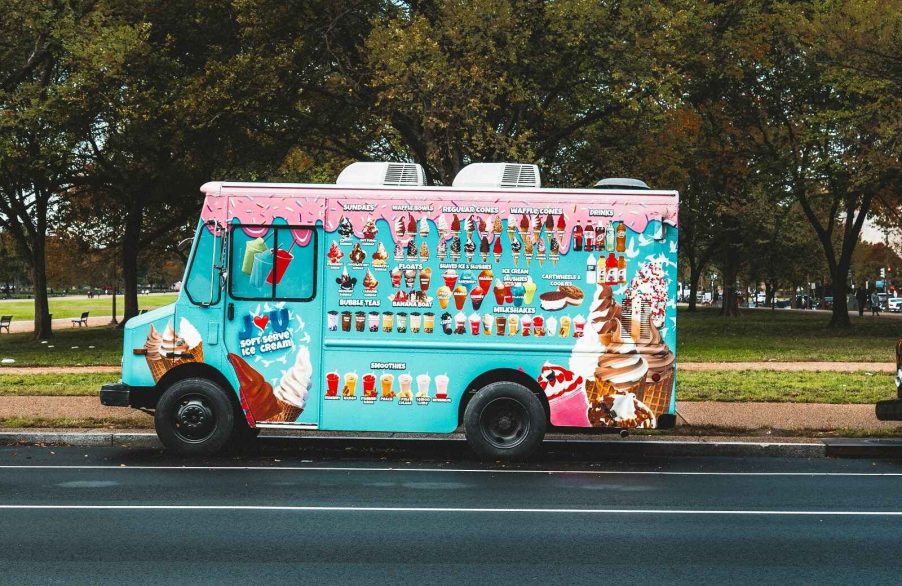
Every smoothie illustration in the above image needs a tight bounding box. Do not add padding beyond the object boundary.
[326,371,340,397]
[398,374,413,399]
[249,249,273,288]
[266,249,293,285]
[434,374,450,399]
[416,374,431,398]
[362,373,377,397]
[242,237,268,274]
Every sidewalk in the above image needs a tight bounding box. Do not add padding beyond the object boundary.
[1,395,899,433]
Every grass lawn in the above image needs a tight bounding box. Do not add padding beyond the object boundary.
[678,370,896,404]
[0,416,149,429]
[0,293,178,321]
[0,327,123,366]
[677,307,901,362]
[0,373,113,395]
[1,304,899,367]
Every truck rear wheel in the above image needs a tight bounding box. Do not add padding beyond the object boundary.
[154,378,235,456]
[464,381,546,460]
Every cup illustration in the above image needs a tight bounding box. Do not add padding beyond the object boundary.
[354,311,366,332]
[398,374,413,395]
[453,286,467,311]
[533,315,545,336]
[410,312,422,334]
[327,310,338,332]
[470,287,485,311]
[469,313,480,336]
[507,314,519,336]
[416,374,431,396]
[424,312,435,334]
[546,316,557,338]
[326,372,340,397]
[559,315,572,337]
[382,311,394,332]
[521,314,532,336]
[434,374,450,399]
[504,283,513,304]
[242,237,268,275]
[362,373,377,397]
[249,250,274,289]
[380,373,395,396]
[441,312,453,335]
[396,312,408,333]
[266,249,294,285]
[511,284,525,307]
[368,311,380,332]
[344,372,358,395]
[437,286,452,310]
[443,270,458,289]
[341,311,352,332]
[482,314,493,335]
[495,315,506,336]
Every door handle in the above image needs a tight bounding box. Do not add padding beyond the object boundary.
[227,303,234,321]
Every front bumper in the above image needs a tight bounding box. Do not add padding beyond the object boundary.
[876,399,902,421]
[100,383,156,409]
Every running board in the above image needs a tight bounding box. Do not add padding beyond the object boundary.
[255,423,319,430]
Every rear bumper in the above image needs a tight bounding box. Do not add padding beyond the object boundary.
[876,399,902,421]
[100,383,156,409]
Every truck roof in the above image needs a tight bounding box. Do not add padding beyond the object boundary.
[200,181,678,199]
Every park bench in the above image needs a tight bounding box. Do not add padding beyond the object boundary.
[0,315,10,333]
[71,311,89,327]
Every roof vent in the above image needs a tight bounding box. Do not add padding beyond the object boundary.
[452,163,541,189]
[336,162,426,187]
[593,178,649,190]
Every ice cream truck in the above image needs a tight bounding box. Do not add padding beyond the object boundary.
[100,162,679,459]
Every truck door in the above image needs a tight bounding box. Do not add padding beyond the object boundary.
[224,220,322,427]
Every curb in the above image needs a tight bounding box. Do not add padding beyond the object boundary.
[0,431,831,458]
[3,431,899,459]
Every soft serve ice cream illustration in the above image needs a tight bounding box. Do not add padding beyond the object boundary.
[271,346,313,422]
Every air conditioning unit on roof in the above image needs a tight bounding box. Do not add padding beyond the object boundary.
[336,162,426,187]
[452,163,541,189]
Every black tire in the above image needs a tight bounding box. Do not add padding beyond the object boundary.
[154,377,235,456]
[464,381,546,460]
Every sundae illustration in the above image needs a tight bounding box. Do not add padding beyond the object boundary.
[337,216,353,239]
[405,239,417,259]
[362,216,378,239]
[349,243,366,265]
[327,241,344,265]
[336,267,357,291]
[371,242,388,267]
[363,269,378,292]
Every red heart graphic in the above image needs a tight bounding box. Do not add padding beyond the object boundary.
[253,315,269,331]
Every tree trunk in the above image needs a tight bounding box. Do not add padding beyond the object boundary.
[31,235,52,340]
[719,264,740,317]
[687,262,702,312]
[828,258,852,328]
[120,199,144,326]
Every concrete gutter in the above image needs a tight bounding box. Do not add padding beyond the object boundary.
[2,431,900,459]
[0,430,835,458]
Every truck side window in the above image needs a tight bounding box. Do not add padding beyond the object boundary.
[230,224,317,301]
[184,221,222,306]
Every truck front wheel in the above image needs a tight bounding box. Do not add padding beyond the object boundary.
[464,381,546,460]
[155,378,235,456]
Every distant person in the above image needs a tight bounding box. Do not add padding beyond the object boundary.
[871,291,881,316]
[856,287,868,317]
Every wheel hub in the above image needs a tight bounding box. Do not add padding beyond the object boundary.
[480,398,529,449]
[174,397,215,441]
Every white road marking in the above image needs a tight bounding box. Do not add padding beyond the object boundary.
[0,505,900,516]
[0,465,900,476]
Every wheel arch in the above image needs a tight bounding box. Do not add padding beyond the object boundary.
[144,363,238,411]
[458,367,549,425]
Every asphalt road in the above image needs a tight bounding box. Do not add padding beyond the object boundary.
[1,444,901,585]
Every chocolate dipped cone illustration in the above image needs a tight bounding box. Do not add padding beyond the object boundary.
[228,353,281,422]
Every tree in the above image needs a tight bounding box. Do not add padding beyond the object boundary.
[0,1,94,338]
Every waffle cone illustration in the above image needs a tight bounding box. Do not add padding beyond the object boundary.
[640,368,674,416]
[585,378,617,405]
[146,356,169,383]
[271,402,303,422]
